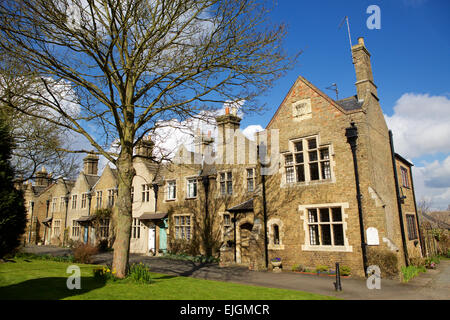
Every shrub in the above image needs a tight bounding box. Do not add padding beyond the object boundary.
[340,266,351,276]
[315,265,329,273]
[291,264,305,272]
[401,265,426,283]
[128,263,152,284]
[409,257,426,267]
[72,243,98,264]
[367,250,399,278]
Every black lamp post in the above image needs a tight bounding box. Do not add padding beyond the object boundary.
[345,122,368,277]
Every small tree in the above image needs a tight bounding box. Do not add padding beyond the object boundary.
[0,117,27,259]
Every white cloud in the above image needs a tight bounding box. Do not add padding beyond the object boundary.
[386,93,450,210]
[242,125,264,141]
[412,156,450,210]
[385,93,450,159]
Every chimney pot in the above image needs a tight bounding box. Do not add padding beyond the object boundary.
[225,106,230,115]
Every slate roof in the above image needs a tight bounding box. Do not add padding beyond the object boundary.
[227,199,254,213]
[336,95,363,111]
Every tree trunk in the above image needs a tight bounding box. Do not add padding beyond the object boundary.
[112,149,135,278]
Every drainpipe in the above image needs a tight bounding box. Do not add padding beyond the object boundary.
[409,165,425,257]
[28,201,34,244]
[201,175,210,256]
[233,213,237,263]
[345,123,369,277]
[152,183,159,254]
[63,194,69,247]
[46,200,50,244]
[389,130,409,266]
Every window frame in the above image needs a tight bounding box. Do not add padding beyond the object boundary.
[400,166,410,188]
[186,178,198,199]
[173,214,192,241]
[406,214,418,240]
[219,171,233,196]
[167,180,177,200]
[282,136,332,185]
[300,203,352,252]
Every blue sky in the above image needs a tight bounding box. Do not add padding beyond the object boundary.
[234,0,450,209]
[242,0,449,127]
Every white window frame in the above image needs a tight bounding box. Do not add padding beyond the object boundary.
[186,178,198,199]
[219,171,233,196]
[81,193,88,209]
[96,191,102,208]
[282,136,333,185]
[141,184,151,202]
[167,180,177,200]
[246,168,255,192]
[299,203,352,252]
[71,195,77,209]
[53,219,61,237]
[174,215,192,240]
[132,218,141,239]
[72,220,81,237]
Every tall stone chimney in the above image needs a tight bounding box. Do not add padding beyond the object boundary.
[135,136,154,159]
[83,152,99,176]
[352,37,378,101]
[35,167,51,186]
[195,129,215,155]
[216,107,242,163]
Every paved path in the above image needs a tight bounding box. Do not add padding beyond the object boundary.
[21,245,450,300]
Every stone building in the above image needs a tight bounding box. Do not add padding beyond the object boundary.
[21,37,423,278]
[157,37,423,277]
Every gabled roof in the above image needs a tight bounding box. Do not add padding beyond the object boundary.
[266,75,361,129]
[85,175,100,188]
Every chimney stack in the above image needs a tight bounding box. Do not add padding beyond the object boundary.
[135,136,154,160]
[83,152,99,176]
[352,37,378,101]
[35,167,51,186]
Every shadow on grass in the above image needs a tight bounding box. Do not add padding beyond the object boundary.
[0,277,106,300]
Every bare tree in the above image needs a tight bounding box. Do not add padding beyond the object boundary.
[0,0,297,277]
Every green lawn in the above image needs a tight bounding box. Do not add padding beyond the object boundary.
[0,258,337,300]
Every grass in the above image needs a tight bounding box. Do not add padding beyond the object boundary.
[401,265,427,283]
[0,258,338,300]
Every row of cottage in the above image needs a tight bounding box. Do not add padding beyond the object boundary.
[21,38,424,277]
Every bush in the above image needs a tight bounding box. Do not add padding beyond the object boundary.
[340,266,351,276]
[128,263,152,284]
[401,265,426,283]
[409,257,426,267]
[72,243,98,264]
[315,265,329,273]
[291,264,305,272]
[14,252,74,262]
[367,250,399,278]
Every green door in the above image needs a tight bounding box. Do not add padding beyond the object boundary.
[159,218,168,253]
